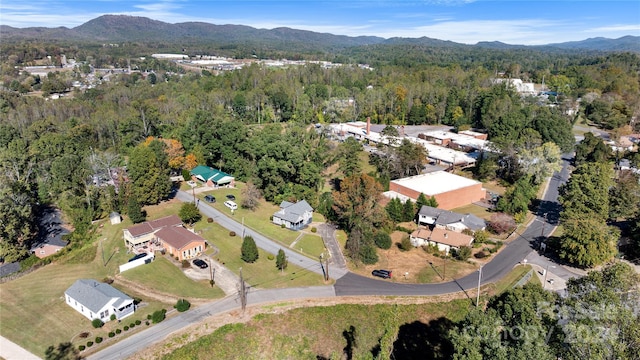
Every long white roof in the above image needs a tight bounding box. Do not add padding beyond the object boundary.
[391,171,481,196]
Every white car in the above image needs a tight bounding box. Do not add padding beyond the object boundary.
[224,200,237,210]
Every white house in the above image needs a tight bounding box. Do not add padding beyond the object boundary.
[410,228,474,254]
[272,200,313,230]
[417,206,486,233]
[65,279,135,322]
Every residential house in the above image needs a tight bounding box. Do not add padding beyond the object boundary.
[190,165,235,188]
[123,215,182,247]
[272,200,314,230]
[417,205,486,233]
[410,228,474,254]
[65,279,135,322]
[155,226,206,261]
[31,236,67,259]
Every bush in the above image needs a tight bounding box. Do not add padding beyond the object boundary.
[146,321,150,326]
[110,314,116,321]
[360,245,379,265]
[108,332,115,338]
[454,246,472,261]
[124,326,129,331]
[474,251,488,259]
[102,277,114,284]
[399,236,413,251]
[281,223,286,228]
[91,318,104,328]
[182,260,190,268]
[130,323,135,328]
[147,314,152,320]
[175,299,191,312]
[95,337,103,344]
[79,332,90,338]
[311,227,317,233]
[115,329,121,334]
[135,320,141,325]
[422,243,439,254]
[78,345,85,351]
[207,217,214,223]
[151,309,166,324]
[229,231,236,237]
[395,225,413,234]
[488,213,516,234]
[374,232,392,249]
[474,229,488,244]
[86,341,93,347]
[267,254,274,260]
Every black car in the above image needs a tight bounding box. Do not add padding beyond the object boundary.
[372,269,392,279]
[226,194,236,201]
[193,259,208,269]
[204,195,216,203]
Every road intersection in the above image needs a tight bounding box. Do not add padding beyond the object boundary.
[88,156,576,359]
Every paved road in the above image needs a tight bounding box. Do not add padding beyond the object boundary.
[176,191,349,280]
[90,157,573,359]
[335,154,574,296]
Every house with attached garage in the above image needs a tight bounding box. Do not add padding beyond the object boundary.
[123,215,183,248]
[65,279,135,322]
[155,226,206,261]
[272,200,314,230]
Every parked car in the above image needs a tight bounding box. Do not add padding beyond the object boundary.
[372,269,392,279]
[192,259,208,269]
[204,195,216,203]
[128,253,147,262]
[224,200,238,210]
[226,194,236,200]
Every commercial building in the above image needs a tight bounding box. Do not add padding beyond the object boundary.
[387,171,486,210]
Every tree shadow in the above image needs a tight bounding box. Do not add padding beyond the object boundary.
[391,318,455,360]
[343,325,357,360]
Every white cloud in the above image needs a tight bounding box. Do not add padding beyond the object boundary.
[585,24,640,33]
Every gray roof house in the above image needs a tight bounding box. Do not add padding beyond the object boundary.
[272,200,314,230]
[65,279,135,322]
[417,205,486,233]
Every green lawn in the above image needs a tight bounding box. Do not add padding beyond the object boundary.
[451,204,493,221]
[121,256,224,299]
[294,234,327,258]
[490,264,535,295]
[416,259,477,283]
[195,221,326,289]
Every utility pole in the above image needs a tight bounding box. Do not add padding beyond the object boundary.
[209,258,215,287]
[476,265,483,308]
[324,253,330,281]
[442,254,447,281]
[242,217,245,238]
[239,267,247,312]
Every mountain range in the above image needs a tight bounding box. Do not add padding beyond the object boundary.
[1,15,638,53]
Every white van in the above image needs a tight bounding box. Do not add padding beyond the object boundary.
[224,200,237,210]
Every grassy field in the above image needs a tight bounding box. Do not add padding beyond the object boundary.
[294,234,326,258]
[416,258,477,283]
[451,203,493,221]
[194,221,326,289]
[162,300,472,360]
[487,264,536,295]
[121,256,224,299]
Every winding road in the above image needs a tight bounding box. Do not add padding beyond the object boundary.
[88,156,576,360]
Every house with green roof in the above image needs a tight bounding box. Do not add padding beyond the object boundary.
[190,165,235,188]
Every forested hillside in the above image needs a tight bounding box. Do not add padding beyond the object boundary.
[0,36,639,267]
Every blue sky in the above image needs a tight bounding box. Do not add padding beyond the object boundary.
[1,0,638,45]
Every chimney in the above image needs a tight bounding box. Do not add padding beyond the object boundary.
[444,233,448,238]
[366,117,371,135]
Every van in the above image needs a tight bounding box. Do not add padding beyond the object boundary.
[224,200,237,210]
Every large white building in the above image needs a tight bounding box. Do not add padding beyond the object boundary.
[386,171,486,210]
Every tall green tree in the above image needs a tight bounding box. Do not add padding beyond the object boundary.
[127,196,146,224]
[559,215,619,268]
[402,199,415,222]
[385,197,403,223]
[559,162,613,221]
[276,248,287,271]
[518,142,562,185]
[575,132,610,166]
[178,202,201,226]
[608,171,640,220]
[241,235,259,263]
[127,144,171,205]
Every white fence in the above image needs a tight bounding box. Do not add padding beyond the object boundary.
[119,253,154,273]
